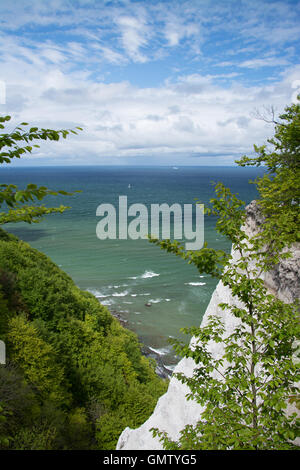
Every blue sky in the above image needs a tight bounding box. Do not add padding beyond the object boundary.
[0,0,300,165]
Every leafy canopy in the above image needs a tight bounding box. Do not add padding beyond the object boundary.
[0,115,82,224]
[237,96,300,248]
[0,231,168,450]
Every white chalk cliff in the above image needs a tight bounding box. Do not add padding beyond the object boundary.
[116,201,300,450]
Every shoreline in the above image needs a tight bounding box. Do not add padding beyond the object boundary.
[109,307,173,379]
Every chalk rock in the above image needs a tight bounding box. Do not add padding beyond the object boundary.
[117,201,299,450]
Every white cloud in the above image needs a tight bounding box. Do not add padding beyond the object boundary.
[1,39,299,165]
[239,57,289,69]
[0,0,299,68]
[164,17,200,47]
[116,15,150,63]
[0,1,299,165]
[39,47,66,64]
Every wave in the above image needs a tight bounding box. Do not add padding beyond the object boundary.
[185,282,206,286]
[112,290,129,297]
[86,289,110,298]
[100,299,114,306]
[149,298,163,304]
[130,292,150,297]
[108,284,129,289]
[165,364,176,372]
[142,270,160,279]
[148,346,171,356]
[128,270,160,280]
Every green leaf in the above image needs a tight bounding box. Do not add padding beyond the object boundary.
[15,191,24,201]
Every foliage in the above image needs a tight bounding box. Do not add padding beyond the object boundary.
[149,99,300,450]
[0,115,82,224]
[0,364,39,449]
[237,96,300,249]
[12,424,58,450]
[7,315,71,406]
[0,402,11,448]
[0,229,167,449]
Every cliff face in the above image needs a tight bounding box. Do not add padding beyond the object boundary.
[245,201,300,304]
[116,202,300,450]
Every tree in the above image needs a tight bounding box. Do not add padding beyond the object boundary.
[7,314,71,407]
[0,115,82,224]
[149,99,300,450]
[237,96,300,253]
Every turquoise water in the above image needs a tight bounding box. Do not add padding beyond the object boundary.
[2,166,264,370]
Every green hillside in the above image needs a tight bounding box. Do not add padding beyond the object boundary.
[0,228,167,450]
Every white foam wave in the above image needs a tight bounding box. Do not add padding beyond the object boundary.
[149,298,163,304]
[101,299,114,306]
[148,346,170,356]
[112,290,129,297]
[142,270,160,279]
[128,270,160,280]
[130,292,150,297]
[108,284,128,288]
[165,364,176,372]
[185,282,206,286]
[86,289,110,298]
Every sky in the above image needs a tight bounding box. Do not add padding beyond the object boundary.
[0,0,300,166]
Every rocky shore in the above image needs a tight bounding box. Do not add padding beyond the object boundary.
[107,308,172,379]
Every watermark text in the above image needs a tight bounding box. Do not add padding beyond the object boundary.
[0,340,5,365]
[96,196,204,250]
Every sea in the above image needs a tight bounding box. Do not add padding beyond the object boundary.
[2,165,265,373]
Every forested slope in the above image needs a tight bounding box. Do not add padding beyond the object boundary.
[0,228,167,450]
